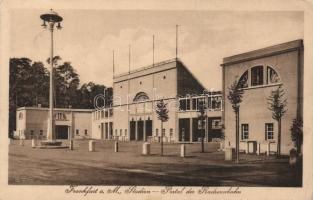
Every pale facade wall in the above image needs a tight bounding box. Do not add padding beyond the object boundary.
[223,41,303,155]
[15,107,92,140]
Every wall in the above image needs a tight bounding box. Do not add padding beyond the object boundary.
[223,47,303,155]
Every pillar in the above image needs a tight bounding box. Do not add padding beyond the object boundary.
[142,142,150,155]
[257,142,261,155]
[267,142,271,156]
[31,138,37,148]
[180,144,186,157]
[189,118,193,143]
[114,141,119,152]
[135,121,138,141]
[89,140,95,152]
[143,119,146,142]
[69,140,73,150]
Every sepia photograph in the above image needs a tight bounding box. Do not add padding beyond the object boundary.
[1,0,313,199]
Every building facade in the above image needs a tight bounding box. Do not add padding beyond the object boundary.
[92,59,223,143]
[15,107,93,140]
[221,40,303,155]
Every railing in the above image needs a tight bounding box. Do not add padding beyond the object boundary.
[178,94,223,112]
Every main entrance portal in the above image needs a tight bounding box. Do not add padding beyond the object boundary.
[55,125,68,139]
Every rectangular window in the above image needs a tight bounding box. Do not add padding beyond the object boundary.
[241,124,249,140]
[179,98,190,111]
[125,129,127,136]
[40,130,43,135]
[120,129,122,136]
[162,129,165,136]
[30,130,34,135]
[251,66,264,86]
[115,129,118,136]
[156,129,159,136]
[192,98,197,110]
[85,129,88,135]
[265,123,274,140]
[170,128,173,137]
[212,119,222,129]
[76,129,79,135]
[105,110,108,118]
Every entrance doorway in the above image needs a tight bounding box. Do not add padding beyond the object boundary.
[55,125,68,139]
[179,118,190,142]
[145,120,152,138]
[130,121,136,140]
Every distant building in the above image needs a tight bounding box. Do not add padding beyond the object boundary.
[92,59,223,143]
[15,106,93,139]
[221,40,303,155]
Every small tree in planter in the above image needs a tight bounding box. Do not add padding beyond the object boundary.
[290,116,303,156]
[156,99,169,156]
[227,80,244,163]
[267,85,287,157]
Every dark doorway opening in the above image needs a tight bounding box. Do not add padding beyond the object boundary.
[179,118,190,142]
[130,121,136,140]
[145,120,152,138]
[55,125,68,139]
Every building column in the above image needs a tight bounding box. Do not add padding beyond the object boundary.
[143,118,146,142]
[205,117,209,142]
[135,120,138,141]
[189,118,193,143]
[67,126,71,140]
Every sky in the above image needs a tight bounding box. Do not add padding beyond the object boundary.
[10,10,303,90]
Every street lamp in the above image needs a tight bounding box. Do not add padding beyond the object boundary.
[40,9,63,144]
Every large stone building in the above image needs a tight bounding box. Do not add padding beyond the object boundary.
[92,59,223,143]
[15,107,93,139]
[221,40,303,155]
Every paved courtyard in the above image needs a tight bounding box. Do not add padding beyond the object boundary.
[8,140,301,186]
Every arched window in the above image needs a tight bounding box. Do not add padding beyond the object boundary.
[133,92,149,102]
[251,66,264,86]
[267,66,280,84]
[237,70,248,88]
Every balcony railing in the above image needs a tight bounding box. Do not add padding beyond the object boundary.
[178,94,223,112]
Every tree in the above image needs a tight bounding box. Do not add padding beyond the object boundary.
[267,85,287,157]
[227,80,244,163]
[155,99,169,156]
[48,56,80,108]
[9,58,49,137]
[197,99,206,153]
[290,116,302,156]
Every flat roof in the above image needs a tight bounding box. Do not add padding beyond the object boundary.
[113,58,178,83]
[17,107,93,112]
[221,39,303,67]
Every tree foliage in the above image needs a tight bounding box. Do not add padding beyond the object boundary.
[290,116,303,155]
[9,57,112,137]
[267,85,287,157]
[227,80,244,113]
[267,86,287,121]
[156,99,169,122]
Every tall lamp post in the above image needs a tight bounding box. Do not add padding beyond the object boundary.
[40,9,63,143]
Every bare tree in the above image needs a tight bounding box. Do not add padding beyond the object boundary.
[155,99,169,156]
[267,85,287,157]
[227,80,244,163]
